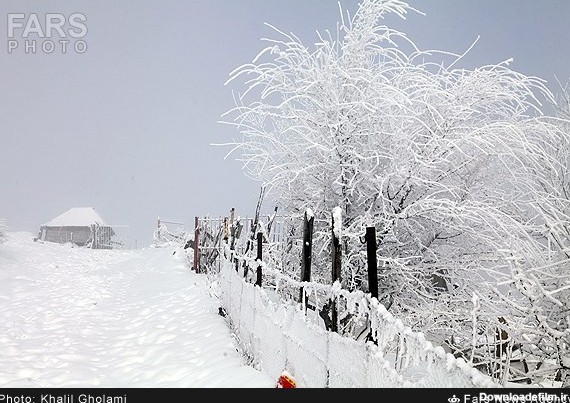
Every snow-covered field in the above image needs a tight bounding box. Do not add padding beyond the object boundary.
[0,232,274,388]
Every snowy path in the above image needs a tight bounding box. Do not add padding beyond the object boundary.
[0,232,274,388]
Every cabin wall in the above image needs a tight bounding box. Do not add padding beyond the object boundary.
[42,226,92,246]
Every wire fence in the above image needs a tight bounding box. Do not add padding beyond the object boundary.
[191,208,501,388]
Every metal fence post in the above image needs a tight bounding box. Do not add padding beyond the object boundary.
[255,231,263,287]
[365,226,378,300]
[299,209,314,307]
[331,207,342,333]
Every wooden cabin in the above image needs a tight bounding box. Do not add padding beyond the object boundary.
[38,207,115,249]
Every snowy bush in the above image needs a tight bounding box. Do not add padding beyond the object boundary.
[152,223,191,249]
[222,0,570,386]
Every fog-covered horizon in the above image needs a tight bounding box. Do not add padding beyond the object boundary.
[2,0,569,247]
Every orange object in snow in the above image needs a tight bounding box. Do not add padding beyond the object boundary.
[276,372,296,388]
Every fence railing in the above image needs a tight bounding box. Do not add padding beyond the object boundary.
[192,207,501,388]
[95,224,132,249]
[219,251,498,387]
[193,208,284,273]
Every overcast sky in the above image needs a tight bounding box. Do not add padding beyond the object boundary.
[1,0,570,248]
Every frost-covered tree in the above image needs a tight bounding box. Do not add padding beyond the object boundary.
[221,0,570,385]
[537,79,570,386]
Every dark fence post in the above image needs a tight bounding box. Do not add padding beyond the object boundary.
[299,209,314,306]
[255,231,263,287]
[331,207,342,333]
[193,216,199,272]
[365,226,379,300]
[229,208,236,251]
[233,218,243,273]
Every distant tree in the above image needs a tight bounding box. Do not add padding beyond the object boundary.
[0,217,7,244]
[221,0,570,385]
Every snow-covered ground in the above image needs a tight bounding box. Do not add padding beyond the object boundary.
[0,232,275,388]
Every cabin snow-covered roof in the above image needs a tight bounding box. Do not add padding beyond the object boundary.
[42,207,109,227]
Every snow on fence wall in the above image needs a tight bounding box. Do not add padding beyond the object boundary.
[218,245,499,388]
[194,210,500,388]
